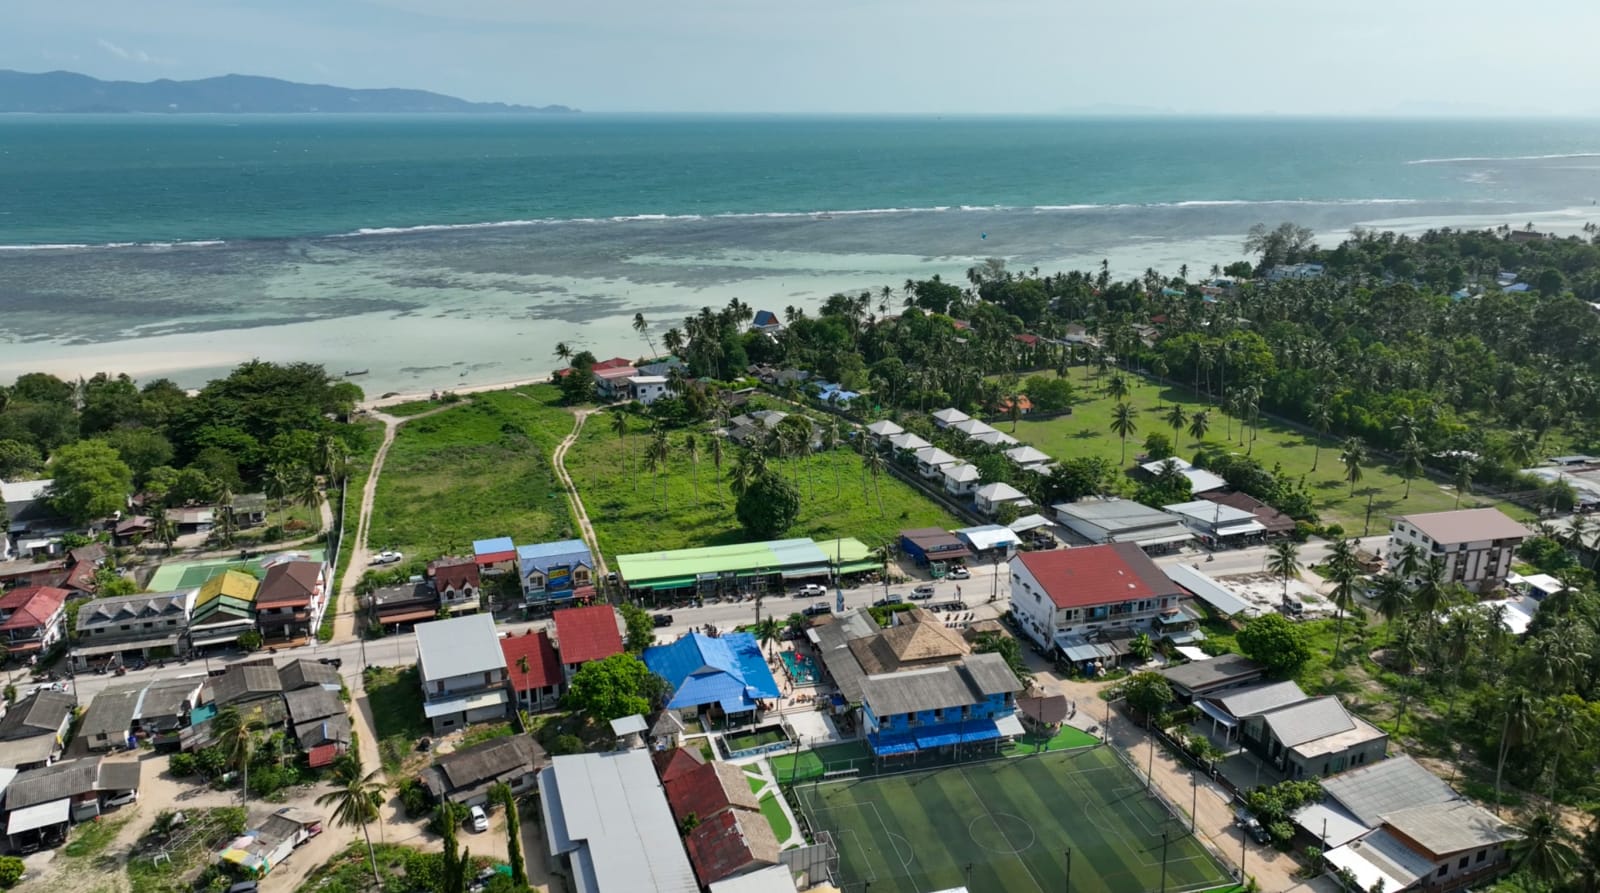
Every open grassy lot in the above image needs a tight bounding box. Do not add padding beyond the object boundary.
[364,665,429,773]
[1009,367,1529,530]
[369,385,577,561]
[566,411,961,560]
[795,747,1231,893]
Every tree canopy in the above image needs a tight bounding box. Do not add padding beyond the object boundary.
[1237,613,1312,677]
[47,440,132,524]
[562,653,665,722]
[735,471,800,540]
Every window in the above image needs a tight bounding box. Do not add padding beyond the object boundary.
[1437,866,1447,878]
[933,708,943,721]
[1476,850,1486,863]
[1457,856,1468,870]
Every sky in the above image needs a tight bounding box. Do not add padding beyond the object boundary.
[9,0,1600,115]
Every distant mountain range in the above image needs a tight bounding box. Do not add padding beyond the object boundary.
[0,70,576,114]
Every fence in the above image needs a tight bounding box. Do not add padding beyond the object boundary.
[778,835,838,887]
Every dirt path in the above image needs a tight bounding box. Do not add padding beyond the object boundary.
[550,408,607,576]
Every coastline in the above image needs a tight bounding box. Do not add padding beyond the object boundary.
[363,373,555,408]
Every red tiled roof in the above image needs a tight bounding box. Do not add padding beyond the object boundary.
[501,630,563,692]
[998,395,1033,413]
[652,747,706,784]
[64,562,99,593]
[474,551,517,567]
[592,357,634,370]
[663,762,759,825]
[593,366,638,381]
[432,560,480,593]
[1013,333,1041,346]
[553,605,623,665]
[0,587,68,631]
[685,809,780,887]
[258,560,323,608]
[1015,543,1182,610]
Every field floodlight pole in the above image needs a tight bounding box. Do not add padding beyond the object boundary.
[1191,768,1198,833]
[1160,831,1169,893]
[1064,849,1071,893]
[965,863,974,888]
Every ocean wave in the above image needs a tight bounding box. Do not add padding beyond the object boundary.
[0,239,227,252]
[1407,152,1600,165]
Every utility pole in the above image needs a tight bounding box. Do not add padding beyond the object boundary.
[1063,849,1072,893]
[1160,831,1169,893]
[1191,768,1198,833]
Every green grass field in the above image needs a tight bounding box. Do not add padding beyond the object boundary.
[796,748,1231,893]
[369,385,578,561]
[1010,367,1529,530]
[566,411,961,560]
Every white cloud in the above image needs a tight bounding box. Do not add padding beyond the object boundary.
[96,38,173,66]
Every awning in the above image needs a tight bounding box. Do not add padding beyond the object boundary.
[994,713,1026,739]
[960,721,1001,744]
[867,732,918,756]
[780,566,830,580]
[1124,532,1193,546]
[914,728,962,749]
[1165,630,1208,645]
[835,561,881,575]
[637,577,696,591]
[74,635,183,657]
[7,798,70,835]
[1055,636,1120,663]
[188,634,245,648]
[1216,521,1266,537]
[422,689,508,719]
[377,609,437,624]
[1195,698,1239,728]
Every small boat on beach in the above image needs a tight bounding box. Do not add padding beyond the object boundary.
[344,369,369,377]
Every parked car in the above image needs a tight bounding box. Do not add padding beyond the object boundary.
[652,613,674,627]
[372,550,404,566]
[469,805,490,833]
[872,595,903,607]
[227,883,260,893]
[796,583,827,597]
[911,584,937,598]
[802,602,833,617]
[946,567,970,580]
[318,657,343,669]
[1281,598,1305,618]
[104,790,138,808]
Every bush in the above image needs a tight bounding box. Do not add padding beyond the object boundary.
[552,734,585,756]
[237,630,264,652]
[168,752,199,777]
[429,801,469,836]
[261,525,285,542]
[397,777,433,817]
[0,856,22,889]
[366,620,387,639]
[247,764,301,797]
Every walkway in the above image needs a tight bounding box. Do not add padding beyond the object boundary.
[550,408,607,576]
[745,759,807,850]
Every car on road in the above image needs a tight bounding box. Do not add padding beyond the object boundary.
[1234,810,1271,844]
[911,584,937,598]
[469,805,490,832]
[796,583,827,597]
[652,613,674,627]
[802,602,833,617]
[372,550,404,566]
[872,595,903,607]
[946,567,970,580]
[318,657,343,669]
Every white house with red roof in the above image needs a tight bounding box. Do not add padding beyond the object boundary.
[1008,544,1192,659]
[552,605,624,682]
[0,586,69,657]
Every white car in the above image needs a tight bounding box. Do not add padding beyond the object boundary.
[796,583,827,597]
[104,790,138,808]
[372,550,404,566]
[468,805,489,832]
[947,567,970,580]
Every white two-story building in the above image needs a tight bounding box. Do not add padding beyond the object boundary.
[415,614,510,734]
[1387,508,1530,593]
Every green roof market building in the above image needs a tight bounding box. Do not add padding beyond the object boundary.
[616,537,878,596]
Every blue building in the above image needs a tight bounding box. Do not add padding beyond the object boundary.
[515,540,596,606]
[858,653,1024,758]
[642,632,781,723]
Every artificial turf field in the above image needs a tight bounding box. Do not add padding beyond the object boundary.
[794,747,1233,893]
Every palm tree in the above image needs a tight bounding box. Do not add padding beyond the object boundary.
[755,617,782,656]
[1106,373,1130,403]
[1309,401,1333,472]
[1395,542,1424,581]
[1507,428,1539,468]
[211,706,256,802]
[1370,573,1410,638]
[1187,409,1211,445]
[1339,436,1367,496]
[632,313,658,358]
[1328,561,1362,666]
[1109,401,1138,464]
[1128,632,1155,663]
[1399,435,1426,499]
[610,410,634,491]
[682,434,700,506]
[710,435,725,503]
[554,341,573,365]
[862,449,887,516]
[1510,811,1575,883]
[822,417,842,499]
[264,465,290,525]
[1266,541,1301,603]
[1164,404,1188,453]
[152,506,176,555]
[316,754,386,889]
[646,428,671,508]
[1454,460,1474,509]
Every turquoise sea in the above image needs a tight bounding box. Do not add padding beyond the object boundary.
[2,115,1599,391]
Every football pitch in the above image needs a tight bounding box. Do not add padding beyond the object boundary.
[794,747,1233,893]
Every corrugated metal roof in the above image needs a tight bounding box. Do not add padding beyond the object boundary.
[1211,680,1307,718]
[1258,697,1354,747]
[416,614,506,682]
[1381,801,1516,855]
[540,750,699,893]
[1320,755,1460,827]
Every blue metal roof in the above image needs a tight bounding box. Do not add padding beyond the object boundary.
[515,539,594,569]
[642,632,780,711]
[867,731,919,755]
[474,537,516,556]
